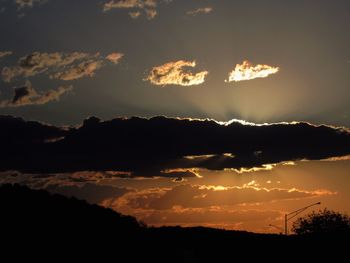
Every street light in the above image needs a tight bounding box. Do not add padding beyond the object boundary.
[284,201,321,235]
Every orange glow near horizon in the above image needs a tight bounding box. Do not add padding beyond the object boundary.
[96,159,350,233]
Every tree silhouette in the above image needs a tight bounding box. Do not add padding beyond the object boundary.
[292,208,350,235]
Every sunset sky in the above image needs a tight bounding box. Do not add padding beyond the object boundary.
[1,0,350,233]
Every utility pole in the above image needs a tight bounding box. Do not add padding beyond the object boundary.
[285,214,288,235]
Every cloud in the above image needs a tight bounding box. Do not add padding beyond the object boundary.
[0,170,131,205]
[187,7,213,16]
[0,115,66,146]
[103,0,161,19]
[1,52,91,82]
[321,155,350,162]
[119,184,335,210]
[106,52,124,64]
[144,8,157,19]
[226,60,279,82]
[0,170,126,188]
[129,168,201,179]
[51,60,104,81]
[132,207,283,231]
[0,115,349,174]
[161,168,201,178]
[0,51,122,108]
[14,0,48,9]
[1,51,123,82]
[129,11,141,18]
[46,183,131,204]
[103,0,153,10]
[146,60,209,86]
[0,51,12,58]
[103,183,333,231]
[0,81,72,107]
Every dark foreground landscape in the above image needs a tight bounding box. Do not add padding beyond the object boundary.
[1,184,348,262]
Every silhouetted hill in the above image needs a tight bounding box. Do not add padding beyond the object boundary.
[1,183,141,232]
[1,184,348,262]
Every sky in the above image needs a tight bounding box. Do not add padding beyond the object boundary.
[1,0,350,233]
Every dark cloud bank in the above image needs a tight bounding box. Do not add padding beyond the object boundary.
[1,115,350,176]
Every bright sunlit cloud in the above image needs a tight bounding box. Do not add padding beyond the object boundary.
[226,60,279,82]
[146,60,209,87]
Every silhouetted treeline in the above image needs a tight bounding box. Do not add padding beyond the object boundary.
[1,184,348,262]
[293,208,350,235]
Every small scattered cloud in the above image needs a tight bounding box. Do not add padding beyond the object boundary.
[103,0,166,19]
[0,81,72,107]
[0,51,13,58]
[144,8,157,19]
[51,60,104,81]
[146,60,209,86]
[106,52,124,64]
[14,0,48,9]
[0,51,122,108]
[187,7,213,16]
[129,11,141,18]
[1,52,91,82]
[103,0,152,10]
[226,60,279,82]
[1,51,123,82]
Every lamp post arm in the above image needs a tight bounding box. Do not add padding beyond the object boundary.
[286,202,321,219]
[284,201,321,235]
[287,207,309,221]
